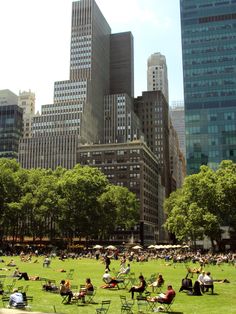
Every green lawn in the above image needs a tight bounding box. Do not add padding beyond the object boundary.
[0,255,235,313]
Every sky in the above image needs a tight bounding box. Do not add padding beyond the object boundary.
[0,0,183,112]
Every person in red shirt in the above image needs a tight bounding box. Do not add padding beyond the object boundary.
[157,285,176,304]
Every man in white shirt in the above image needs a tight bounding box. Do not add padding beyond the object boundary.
[9,289,25,308]
[102,269,124,288]
[102,270,112,284]
[202,272,214,294]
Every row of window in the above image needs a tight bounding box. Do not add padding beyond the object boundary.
[54,81,86,89]
[187,124,236,134]
[184,44,236,55]
[70,58,91,65]
[70,63,91,70]
[182,21,236,34]
[185,79,236,90]
[187,90,236,99]
[185,65,235,77]
[184,55,236,66]
[183,33,236,46]
[71,52,91,59]
[42,104,83,113]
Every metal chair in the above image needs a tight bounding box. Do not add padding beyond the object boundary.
[120,295,134,314]
[136,295,148,313]
[66,269,74,280]
[96,300,111,314]
[158,296,176,313]
[5,279,17,294]
[86,286,97,304]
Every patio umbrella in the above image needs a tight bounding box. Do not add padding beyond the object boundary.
[132,245,142,250]
[93,244,103,249]
[105,245,117,250]
[147,245,155,249]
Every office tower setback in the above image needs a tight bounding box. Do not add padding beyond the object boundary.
[0,90,23,159]
[104,94,141,144]
[147,52,169,103]
[110,32,134,97]
[134,91,171,195]
[180,0,236,174]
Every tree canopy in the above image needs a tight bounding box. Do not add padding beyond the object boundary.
[0,159,139,244]
[164,160,236,249]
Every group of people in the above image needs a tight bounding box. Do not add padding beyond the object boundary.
[179,270,215,296]
[59,278,94,304]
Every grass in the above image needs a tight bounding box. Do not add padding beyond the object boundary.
[0,255,235,313]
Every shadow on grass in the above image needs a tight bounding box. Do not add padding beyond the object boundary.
[77,302,99,306]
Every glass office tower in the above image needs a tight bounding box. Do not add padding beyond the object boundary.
[180,0,236,174]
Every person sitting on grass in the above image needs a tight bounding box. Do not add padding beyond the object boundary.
[6,259,16,267]
[12,267,29,280]
[77,278,94,303]
[129,275,147,299]
[59,280,73,304]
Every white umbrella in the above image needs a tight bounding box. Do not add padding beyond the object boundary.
[106,245,117,250]
[148,245,155,249]
[132,245,142,250]
[93,244,103,249]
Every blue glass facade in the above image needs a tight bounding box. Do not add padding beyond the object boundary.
[180,0,236,173]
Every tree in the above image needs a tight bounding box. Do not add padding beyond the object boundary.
[98,185,139,239]
[215,160,236,227]
[164,160,236,249]
[59,164,109,242]
[0,159,26,243]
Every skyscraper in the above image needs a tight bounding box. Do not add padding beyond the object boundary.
[147,52,169,103]
[19,0,111,169]
[170,101,186,158]
[134,91,171,195]
[19,0,137,170]
[0,90,23,159]
[110,32,134,98]
[18,90,35,138]
[180,0,236,174]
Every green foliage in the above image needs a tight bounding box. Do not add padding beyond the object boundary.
[0,161,139,243]
[164,160,236,248]
[98,185,139,239]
